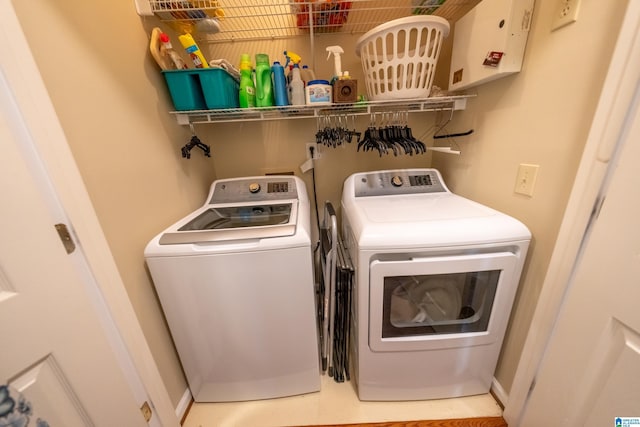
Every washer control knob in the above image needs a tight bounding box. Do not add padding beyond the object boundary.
[248,183,261,193]
[391,176,403,187]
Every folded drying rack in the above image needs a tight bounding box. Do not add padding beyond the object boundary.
[318,202,354,382]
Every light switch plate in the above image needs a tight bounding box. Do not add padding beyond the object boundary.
[515,164,539,196]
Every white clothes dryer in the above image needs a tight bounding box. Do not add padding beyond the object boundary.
[341,169,530,401]
[145,175,319,402]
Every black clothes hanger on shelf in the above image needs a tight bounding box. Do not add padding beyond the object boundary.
[357,112,426,157]
[181,124,211,159]
[315,114,361,148]
[429,109,474,155]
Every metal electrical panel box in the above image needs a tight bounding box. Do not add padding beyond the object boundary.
[449,0,534,91]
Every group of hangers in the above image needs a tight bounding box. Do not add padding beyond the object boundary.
[315,114,361,148]
[179,108,474,159]
[357,111,426,156]
[313,109,474,157]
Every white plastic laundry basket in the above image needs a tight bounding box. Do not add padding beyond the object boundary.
[355,16,450,101]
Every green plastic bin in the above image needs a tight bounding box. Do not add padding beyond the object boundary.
[162,68,240,111]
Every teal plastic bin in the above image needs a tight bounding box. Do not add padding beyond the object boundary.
[162,68,240,111]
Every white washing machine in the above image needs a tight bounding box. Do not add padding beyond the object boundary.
[145,175,320,402]
[341,168,531,401]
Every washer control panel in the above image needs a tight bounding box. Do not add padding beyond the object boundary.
[248,183,261,194]
[209,177,298,204]
[354,169,448,197]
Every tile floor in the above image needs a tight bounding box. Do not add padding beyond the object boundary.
[182,375,503,427]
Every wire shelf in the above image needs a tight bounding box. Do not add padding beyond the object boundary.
[170,94,474,124]
[149,0,480,43]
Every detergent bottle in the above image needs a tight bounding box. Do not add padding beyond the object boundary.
[238,54,256,108]
[179,33,209,68]
[255,53,274,107]
[272,61,288,107]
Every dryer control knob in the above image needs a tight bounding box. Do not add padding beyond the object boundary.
[249,183,261,193]
[391,176,403,187]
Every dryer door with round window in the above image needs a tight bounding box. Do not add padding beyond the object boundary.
[369,250,520,352]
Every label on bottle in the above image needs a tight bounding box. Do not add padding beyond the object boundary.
[190,54,204,68]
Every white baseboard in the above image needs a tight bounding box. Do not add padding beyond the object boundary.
[491,377,508,408]
[175,388,193,421]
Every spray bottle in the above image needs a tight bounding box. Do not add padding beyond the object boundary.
[289,63,305,106]
[238,54,256,108]
[283,50,302,86]
[326,45,344,81]
[327,45,358,103]
[283,50,302,70]
[178,33,209,68]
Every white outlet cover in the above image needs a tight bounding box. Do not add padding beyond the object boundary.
[552,0,581,31]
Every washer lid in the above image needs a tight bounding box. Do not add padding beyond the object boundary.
[158,201,298,245]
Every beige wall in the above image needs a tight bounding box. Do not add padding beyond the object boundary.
[431,0,627,392]
[13,0,215,406]
[13,0,628,410]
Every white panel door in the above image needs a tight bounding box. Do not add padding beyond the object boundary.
[0,77,148,426]
[519,74,640,425]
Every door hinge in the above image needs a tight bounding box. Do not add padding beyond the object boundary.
[140,401,152,422]
[54,223,76,254]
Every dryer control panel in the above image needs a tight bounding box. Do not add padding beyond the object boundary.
[354,169,448,197]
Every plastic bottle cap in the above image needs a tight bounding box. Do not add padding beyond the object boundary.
[256,54,270,64]
[160,33,170,43]
[308,80,330,86]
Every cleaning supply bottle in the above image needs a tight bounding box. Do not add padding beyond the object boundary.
[300,65,316,85]
[159,32,187,70]
[289,63,305,106]
[283,50,302,86]
[178,33,209,68]
[149,28,171,70]
[255,53,274,107]
[283,50,302,70]
[326,45,344,81]
[238,54,256,108]
[272,61,288,107]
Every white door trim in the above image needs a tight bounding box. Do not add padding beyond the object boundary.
[504,0,640,424]
[0,1,178,425]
